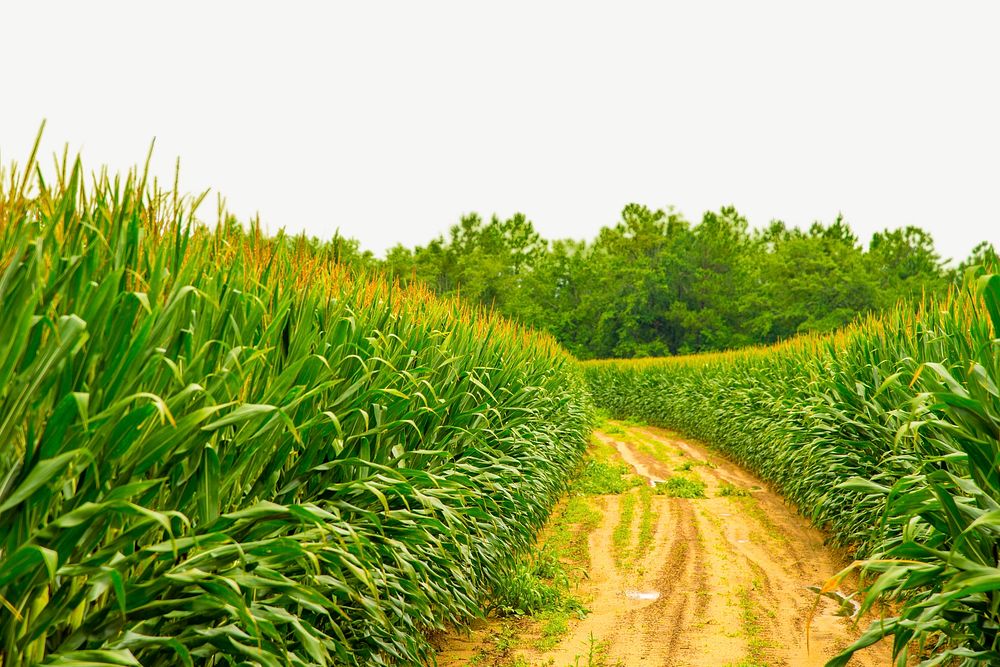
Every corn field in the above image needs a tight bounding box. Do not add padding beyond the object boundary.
[0,146,591,665]
[585,273,1000,666]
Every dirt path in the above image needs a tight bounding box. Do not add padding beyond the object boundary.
[436,424,893,667]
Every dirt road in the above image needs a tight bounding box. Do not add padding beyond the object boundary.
[437,423,892,667]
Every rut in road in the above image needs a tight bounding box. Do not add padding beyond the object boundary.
[435,423,893,667]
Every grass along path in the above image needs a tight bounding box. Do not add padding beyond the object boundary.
[435,423,893,667]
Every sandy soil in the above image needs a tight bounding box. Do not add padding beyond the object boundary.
[435,424,894,667]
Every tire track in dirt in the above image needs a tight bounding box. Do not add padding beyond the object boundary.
[608,498,709,665]
[435,424,893,666]
[594,435,713,666]
[620,425,890,666]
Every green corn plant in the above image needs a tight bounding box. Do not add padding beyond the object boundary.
[0,138,591,666]
[584,267,1000,666]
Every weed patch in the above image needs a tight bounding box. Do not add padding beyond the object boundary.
[573,460,640,495]
[489,546,587,619]
[545,496,602,566]
[654,476,706,498]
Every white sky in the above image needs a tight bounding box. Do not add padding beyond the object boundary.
[2,1,998,262]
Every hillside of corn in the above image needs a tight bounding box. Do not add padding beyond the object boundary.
[0,151,591,666]
[585,274,1000,666]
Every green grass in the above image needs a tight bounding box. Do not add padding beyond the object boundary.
[655,476,706,498]
[611,483,658,573]
[718,483,751,497]
[735,581,774,665]
[570,431,642,495]
[545,495,601,570]
[545,495,603,565]
[588,432,627,464]
[635,485,657,562]
[535,609,571,650]
[569,633,617,667]
[612,491,638,565]
[572,460,641,495]
[673,459,714,472]
[489,545,587,619]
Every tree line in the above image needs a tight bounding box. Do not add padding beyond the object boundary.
[316,205,997,359]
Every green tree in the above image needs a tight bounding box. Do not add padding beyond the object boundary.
[868,226,947,305]
[378,205,979,360]
[760,216,878,339]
